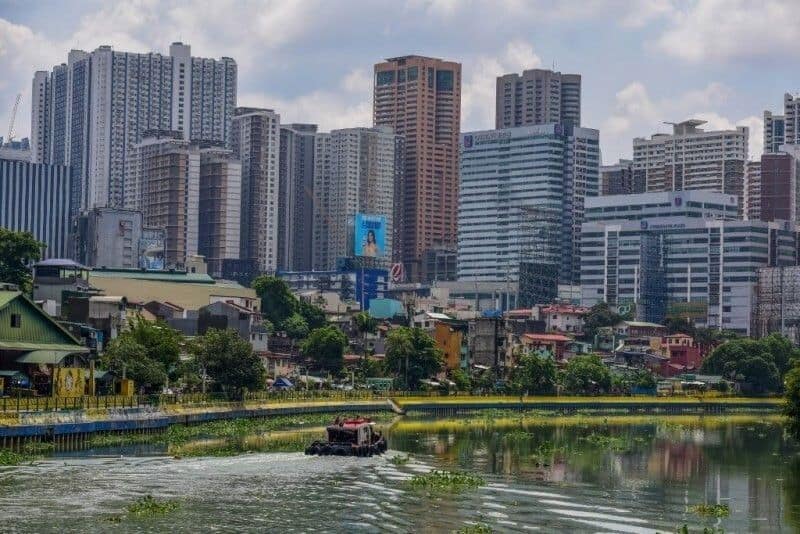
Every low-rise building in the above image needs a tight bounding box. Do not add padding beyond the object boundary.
[433,320,469,370]
[535,304,588,335]
[519,333,572,361]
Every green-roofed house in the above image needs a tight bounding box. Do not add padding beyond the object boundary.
[0,287,89,394]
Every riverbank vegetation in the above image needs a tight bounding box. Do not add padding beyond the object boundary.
[690,503,730,518]
[127,495,179,517]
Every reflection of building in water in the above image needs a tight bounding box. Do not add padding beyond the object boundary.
[647,440,705,482]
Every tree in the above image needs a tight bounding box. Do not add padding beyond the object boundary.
[194,328,266,393]
[101,337,168,393]
[724,356,780,394]
[252,275,298,326]
[282,313,309,348]
[353,311,378,361]
[784,364,800,439]
[384,327,444,390]
[664,316,696,337]
[301,325,348,374]
[582,302,622,341]
[298,299,327,330]
[0,229,44,293]
[509,354,557,395]
[561,354,612,395]
[339,274,354,301]
[100,316,184,392]
[451,368,472,392]
[701,336,793,393]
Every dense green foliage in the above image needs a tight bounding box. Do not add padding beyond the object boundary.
[252,276,298,327]
[194,328,267,393]
[282,313,309,345]
[508,354,557,395]
[298,300,327,330]
[0,228,43,293]
[451,368,472,391]
[353,311,378,360]
[384,327,444,389]
[301,325,348,373]
[702,334,797,393]
[784,365,800,439]
[101,316,183,392]
[582,302,623,340]
[562,354,612,394]
[407,470,485,493]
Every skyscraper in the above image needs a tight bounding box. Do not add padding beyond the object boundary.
[744,160,762,221]
[198,147,242,278]
[374,55,461,281]
[278,123,317,271]
[785,93,800,146]
[458,124,599,288]
[312,126,403,271]
[760,145,800,224]
[633,119,748,212]
[31,42,236,212]
[600,159,643,195]
[125,130,200,269]
[231,108,281,276]
[764,111,786,154]
[495,69,581,129]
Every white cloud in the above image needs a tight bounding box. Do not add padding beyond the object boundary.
[654,0,800,63]
[620,0,675,28]
[602,80,760,162]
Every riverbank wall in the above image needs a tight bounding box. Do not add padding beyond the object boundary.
[0,396,783,450]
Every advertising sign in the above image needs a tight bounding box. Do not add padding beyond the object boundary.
[354,214,386,258]
[139,228,166,270]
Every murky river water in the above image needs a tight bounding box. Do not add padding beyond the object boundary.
[1,414,798,532]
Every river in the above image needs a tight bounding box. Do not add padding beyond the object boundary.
[0,413,797,532]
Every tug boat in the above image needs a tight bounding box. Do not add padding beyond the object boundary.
[305,417,388,456]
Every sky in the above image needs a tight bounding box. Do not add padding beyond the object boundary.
[1,0,798,164]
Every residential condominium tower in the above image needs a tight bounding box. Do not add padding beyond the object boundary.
[231,108,281,276]
[374,55,461,281]
[600,159,643,196]
[31,42,236,212]
[198,146,242,278]
[633,119,748,213]
[312,126,403,271]
[495,69,581,129]
[764,111,786,154]
[581,191,797,335]
[278,123,317,271]
[458,124,600,288]
[744,160,762,221]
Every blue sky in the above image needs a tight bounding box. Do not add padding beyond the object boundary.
[1,0,797,163]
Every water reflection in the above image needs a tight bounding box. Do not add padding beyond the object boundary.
[0,415,796,533]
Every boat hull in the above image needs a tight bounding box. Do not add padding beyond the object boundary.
[304,438,388,457]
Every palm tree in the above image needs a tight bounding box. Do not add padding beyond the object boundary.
[353,311,378,362]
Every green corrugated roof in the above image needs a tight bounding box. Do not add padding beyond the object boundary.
[0,291,20,310]
[90,270,215,284]
[0,341,89,352]
[0,291,86,348]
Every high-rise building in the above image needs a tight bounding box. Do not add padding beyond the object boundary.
[374,55,461,281]
[785,93,800,147]
[125,130,200,269]
[495,69,581,129]
[31,42,236,212]
[278,123,317,271]
[231,108,280,276]
[0,158,72,259]
[198,147,242,278]
[744,160,762,221]
[760,146,800,224]
[312,126,403,271]
[600,159,643,195]
[633,119,748,212]
[458,124,600,287]
[581,191,797,334]
[764,111,786,154]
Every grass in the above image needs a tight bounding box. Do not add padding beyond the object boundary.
[0,449,29,466]
[408,470,485,494]
[690,503,730,518]
[394,395,781,406]
[127,495,179,517]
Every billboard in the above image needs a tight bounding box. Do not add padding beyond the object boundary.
[139,228,166,270]
[354,214,386,258]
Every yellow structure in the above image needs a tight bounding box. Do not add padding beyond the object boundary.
[434,322,465,370]
[118,378,135,396]
[54,367,86,397]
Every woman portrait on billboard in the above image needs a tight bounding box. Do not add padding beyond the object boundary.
[361,229,380,257]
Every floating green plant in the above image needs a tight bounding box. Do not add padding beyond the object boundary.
[127,495,179,517]
[457,523,493,533]
[389,454,410,465]
[408,470,485,493]
[690,503,730,518]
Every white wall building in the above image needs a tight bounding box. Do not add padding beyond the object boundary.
[31,42,236,212]
[633,119,748,213]
[312,126,401,270]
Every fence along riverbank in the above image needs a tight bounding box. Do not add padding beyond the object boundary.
[0,392,783,451]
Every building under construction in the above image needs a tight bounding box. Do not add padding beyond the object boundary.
[755,266,800,343]
[517,205,561,307]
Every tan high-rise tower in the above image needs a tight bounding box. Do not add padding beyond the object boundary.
[374,55,461,282]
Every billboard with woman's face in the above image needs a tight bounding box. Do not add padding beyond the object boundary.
[354,213,386,257]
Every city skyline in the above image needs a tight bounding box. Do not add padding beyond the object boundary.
[3,1,800,164]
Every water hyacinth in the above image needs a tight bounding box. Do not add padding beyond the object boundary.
[408,470,485,493]
[690,503,730,518]
[127,495,179,517]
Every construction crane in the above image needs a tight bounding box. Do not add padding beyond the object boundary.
[6,93,21,146]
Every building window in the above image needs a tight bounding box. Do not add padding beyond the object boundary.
[376,71,395,86]
[10,314,21,328]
